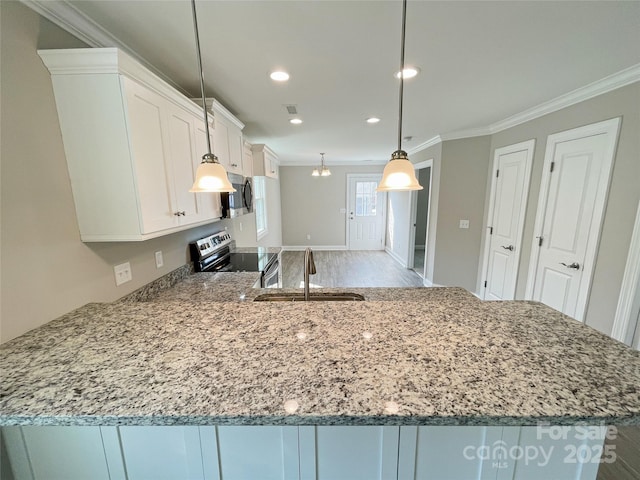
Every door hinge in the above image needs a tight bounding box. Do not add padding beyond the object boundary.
[550,162,555,173]
[489,226,493,235]
[496,169,500,178]
[484,281,487,288]
[537,236,543,247]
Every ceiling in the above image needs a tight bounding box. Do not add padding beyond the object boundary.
[34,1,640,165]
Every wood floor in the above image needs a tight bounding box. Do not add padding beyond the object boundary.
[597,426,640,480]
[280,250,424,288]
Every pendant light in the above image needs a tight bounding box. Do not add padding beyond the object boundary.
[377,0,422,192]
[312,153,331,177]
[189,0,235,193]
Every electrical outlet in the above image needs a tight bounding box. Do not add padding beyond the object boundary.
[155,251,164,269]
[459,219,470,229]
[306,234,311,240]
[114,262,132,286]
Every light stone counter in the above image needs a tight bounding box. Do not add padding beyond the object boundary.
[1,271,639,427]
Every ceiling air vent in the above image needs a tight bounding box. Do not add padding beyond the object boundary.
[285,105,298,115]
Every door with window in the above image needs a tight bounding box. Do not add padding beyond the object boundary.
[347,175,386,250]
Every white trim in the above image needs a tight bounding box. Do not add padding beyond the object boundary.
[346,174,386,251]
[22,0,191,97]
[524,118,621,322]
[611,198,640,343]
[282,245,347,251]
[478,139,535,300]
[385,246,408,268]
[408,160,433,279]
[489,64,640,134]
[408,136,442,156]
[278,159,387,167]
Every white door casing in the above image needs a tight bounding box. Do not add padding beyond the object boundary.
[525,118,621,321]
[481,140,535,300]
[408,160,433,279]
[347,174,386,250]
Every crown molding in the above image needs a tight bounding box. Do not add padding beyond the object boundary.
[20,0,190,97]
[407,135,442,155]
[488,63,640,134]
[279,159,387,167]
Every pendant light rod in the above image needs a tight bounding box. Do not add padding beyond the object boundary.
[191,0,213,156]
[397,0,407,152]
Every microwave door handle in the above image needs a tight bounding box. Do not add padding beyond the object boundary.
[243,180,252,210]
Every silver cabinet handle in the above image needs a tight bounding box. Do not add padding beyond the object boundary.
[560,262,580,270]
[501,245,514,251]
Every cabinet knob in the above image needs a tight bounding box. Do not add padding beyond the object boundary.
[174,211,186,216]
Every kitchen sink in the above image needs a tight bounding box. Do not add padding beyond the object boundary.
[253,292,365,302]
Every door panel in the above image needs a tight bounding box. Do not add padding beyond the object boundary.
[533,137,607,319]
[527,118,620,321]
[484,140,534,300]
[167,107,199,221]
[348,176,385,250]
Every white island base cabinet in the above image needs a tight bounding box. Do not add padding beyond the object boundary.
[1,425,606,480]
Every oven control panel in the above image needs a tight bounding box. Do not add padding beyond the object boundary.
[193,231,232,259]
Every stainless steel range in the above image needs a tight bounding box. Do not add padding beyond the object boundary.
[189,231,280,288]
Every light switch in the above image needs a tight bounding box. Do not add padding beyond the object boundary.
[459,219,470,229]
[114,262,132,286]
[340,208,346,214]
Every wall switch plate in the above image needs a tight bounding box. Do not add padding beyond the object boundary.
[306,234,311,240]
[340,208,346,214]
[239,221,243,232]
[459,219,470,229]
[155,251,164,269]
[114,262,132,286]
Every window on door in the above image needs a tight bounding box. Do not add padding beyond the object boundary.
[355,181,378,217]
[254,177,268,240]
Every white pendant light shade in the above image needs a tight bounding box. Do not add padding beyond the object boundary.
[189,155,236,192]
[311,168,320,177]
[377,150,422,191]
[320,167,332,177]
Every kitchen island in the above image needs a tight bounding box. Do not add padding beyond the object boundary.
[1,270,639,479]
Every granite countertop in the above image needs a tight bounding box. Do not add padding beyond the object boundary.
[1,271,639,427]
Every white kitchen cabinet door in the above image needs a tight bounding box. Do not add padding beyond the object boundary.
[194,122,223,220]
[227,125,244,176]
[165,103,203,223]
[251,144,279,179]
[398,426,505,480]
[123,77,177,234]
[243,141,254,178]
[299,426,399,480]
[508,426,604,480]
[213,116,232,172]
[119,426,206,480]
[3,426,112,480]
[214,426,299,480]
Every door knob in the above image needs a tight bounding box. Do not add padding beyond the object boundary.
[501,245,514,251]
[560,262,580,270]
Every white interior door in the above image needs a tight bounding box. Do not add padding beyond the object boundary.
[526,118,620,321]
[483,140,534,300]
[347,175,385,250]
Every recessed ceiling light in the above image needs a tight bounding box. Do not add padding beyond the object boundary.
[394,67,420,79]
[289,118,303,124]
[366,117,381,124]
[270,71,290,82]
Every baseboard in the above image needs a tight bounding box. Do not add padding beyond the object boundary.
[282,245,348,251]
[385,247,408,268]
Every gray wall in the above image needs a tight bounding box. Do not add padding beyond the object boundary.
[280,165,384,247]
[487,82,640,336]
[0,2,237,343]
[432,136,492,291]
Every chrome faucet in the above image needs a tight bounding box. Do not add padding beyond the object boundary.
[304,247,316,301]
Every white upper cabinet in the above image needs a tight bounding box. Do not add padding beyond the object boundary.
[38,48,223,241]
[252,144,279,179]
[243,141,254,178]
[211,99,245,176]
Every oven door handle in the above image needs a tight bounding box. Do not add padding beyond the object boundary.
[201,251,231,272]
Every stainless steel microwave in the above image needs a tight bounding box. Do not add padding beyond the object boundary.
[221,173,253,218]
